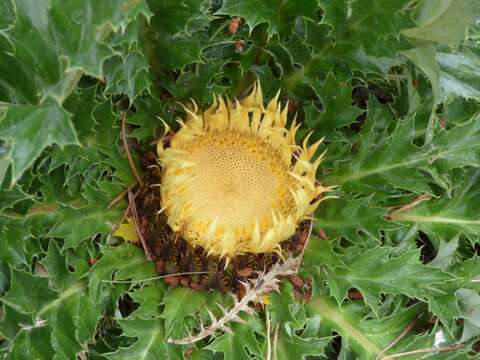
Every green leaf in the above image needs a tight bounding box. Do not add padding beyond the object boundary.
[325,112,480,193]
[1,1,480,358]
[47,203,121,248]
[307,73,363,139]
[429,236,459,269]
[10,326,55,360]
[319,0,414,73]
[401,45,440,103]
[162,60,228,105]
[393,168,480,242]
[129,285,165,318]
[0,0,15,30]
[0,99,79,186]
[206,316,264,360]
[403,45,480,104]
[306,295,382,359]
[104,51,152,101]
[0,184,33,211]
[429,256,480,333]
[106,316,183,360]
[218,0,318,37]
[273,329,330,360]
[2,270,58,314]
[437,47,480,102]
[302,235,345,271]
[0,217,29,267]
[324,247,453,312]
[457,289,480,342]
[161,287,226,338]
[401,0,479,49]
[0,305,31,341]
[88,244,157,303]
[324,119,433,193]
[2,242,103,359]
[0,0,150,104]
[268,282,305,329]
[314,196,395,242]
[146,0,210,70]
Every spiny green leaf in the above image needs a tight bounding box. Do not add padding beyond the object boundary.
[0,217,29,267]
[302,235,345,271]
[3,242,103,359]
[47,202,121,248]
[324,119,432,193]
[2,270,58,314]
[429,256,480,333]
[401,45,441,103]
[129,284,165,318]
[325,111,480,193]
[161,287,226,338]
[88,244,157,303]
[457,289,480,342]
[106,316,183,360]
[0,0,150,104]
[162,60,228,105]
[429,236,459,269]
[438,47,480,102]
[218,0,318,37]
[0,305,31,342]
[206,315,264,360]
[314,196,395,242]
[358,303,424,351]
[306,295,382,359]
[146,0,210,70]
[273,328,330,360]
[319,0,414,71]
[0,184,33,212]
[402,45,480,104]
[0,0,15,30]
[324,247,454,312]
[104,51,152,101]
[393,168,480,243]
[9,326,55,360]
[0,99,79,186]
[401,0,479,49]
[306,73,363,139]
[268,282,305,330]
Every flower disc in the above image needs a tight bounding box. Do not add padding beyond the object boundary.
[158,82,331,257]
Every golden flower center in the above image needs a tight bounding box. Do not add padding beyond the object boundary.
[156,82,331,257]
[185,132,294,229]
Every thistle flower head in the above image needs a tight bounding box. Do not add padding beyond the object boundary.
[157,82,331,258]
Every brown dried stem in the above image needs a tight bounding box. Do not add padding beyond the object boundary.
[380,343,464,360]
[118,187,142,224]
[128,190,152,261]
[121,111,143,186]
[167,257,299,345]
[108,178,144,209]
[386,194,431,221]
[376,314,421,360]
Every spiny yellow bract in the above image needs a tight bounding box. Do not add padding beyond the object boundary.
[157,82,333,258]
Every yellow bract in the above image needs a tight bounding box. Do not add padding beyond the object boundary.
[157,82,332,258]
[113,217,139,244]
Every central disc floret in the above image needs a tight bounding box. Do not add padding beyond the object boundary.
[185,132,294,232]
[158,82,332,257]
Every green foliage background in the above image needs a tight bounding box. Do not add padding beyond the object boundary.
[1,0,480,359]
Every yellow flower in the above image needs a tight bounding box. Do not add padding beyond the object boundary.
[157,82,333,258]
